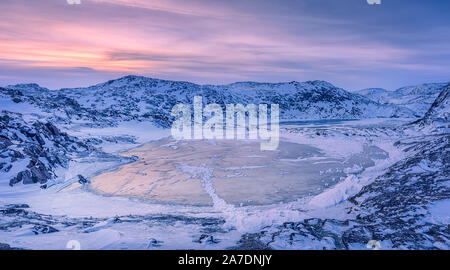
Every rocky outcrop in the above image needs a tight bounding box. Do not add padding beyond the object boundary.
[0,111,93,186]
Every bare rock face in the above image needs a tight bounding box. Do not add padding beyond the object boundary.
[9,171,33,185]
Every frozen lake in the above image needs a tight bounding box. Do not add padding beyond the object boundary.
[90,137,388,206]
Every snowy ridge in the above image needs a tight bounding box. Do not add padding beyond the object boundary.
[1,76,415,130]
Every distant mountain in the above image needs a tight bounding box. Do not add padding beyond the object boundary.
[356,83,449,117]
[355,88,390,104]
[5,83,49,93]
[2,75,414,128]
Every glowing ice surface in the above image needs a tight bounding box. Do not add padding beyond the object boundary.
[90,138,387,206]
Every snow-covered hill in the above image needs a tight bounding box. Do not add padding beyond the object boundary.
[357,83,449,117]
[356,88,390,104]
[2,76,414,129]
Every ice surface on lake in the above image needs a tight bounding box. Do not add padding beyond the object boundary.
[90,138,388,206]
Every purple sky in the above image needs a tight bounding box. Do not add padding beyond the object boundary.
[0,0,449,91]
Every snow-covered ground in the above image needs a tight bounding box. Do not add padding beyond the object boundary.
[1,118,426,250]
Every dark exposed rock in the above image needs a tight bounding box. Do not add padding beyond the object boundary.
[6,204,30,209]
[230,233,272,250]
[194,234,221,244]
[10,170,33,186]
[32,224,59,235]
[77,174,89,184]
[28,160,51,184]
[0,243,19,250]
[45,122,60,136]
[147,238,163,247]
[0,207,28,215]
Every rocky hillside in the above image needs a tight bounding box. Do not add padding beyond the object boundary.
[0,111,94,187]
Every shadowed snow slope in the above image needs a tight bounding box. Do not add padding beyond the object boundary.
[410,84,450,134]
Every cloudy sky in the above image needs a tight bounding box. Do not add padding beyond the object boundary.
[0,0,449,90]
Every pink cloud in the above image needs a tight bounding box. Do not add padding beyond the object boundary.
[0,0,448,90]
